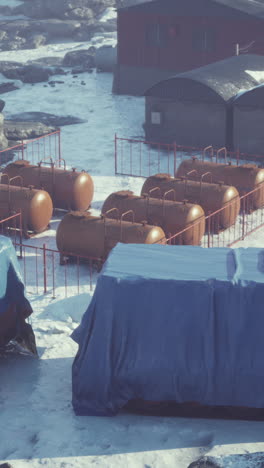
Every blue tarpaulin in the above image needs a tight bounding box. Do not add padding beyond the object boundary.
[72,244,264,416]
[0,235,33,347]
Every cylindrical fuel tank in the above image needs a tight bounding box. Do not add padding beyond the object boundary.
[56,211,166,260]
[0,183,53,235]
[176,159,264,209]
[141,174,240,230]
[4,160,94,211]
[102,191,205,245]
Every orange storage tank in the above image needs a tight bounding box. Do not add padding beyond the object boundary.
[102,190,205,245]
[141,173,240,230]
[0,181,53,236]
[176,159,264,210]
[4,160,94,211]
[56,211,166,260]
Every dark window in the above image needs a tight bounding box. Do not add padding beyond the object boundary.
[192,29,216,52]
[146,24,168,47]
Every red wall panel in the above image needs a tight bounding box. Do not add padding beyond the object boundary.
[118,11,264,71]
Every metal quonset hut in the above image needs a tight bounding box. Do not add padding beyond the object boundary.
[233,84,264,155]
[144,54,264,149]
[113,0,264,96]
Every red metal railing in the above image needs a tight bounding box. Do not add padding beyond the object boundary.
[0,130,61,167]
[114,135,264,178]
[166,185,264,248]
[13,243,104,298]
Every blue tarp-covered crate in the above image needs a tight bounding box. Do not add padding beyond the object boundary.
[72,243,264,416]
[0,235,36,354]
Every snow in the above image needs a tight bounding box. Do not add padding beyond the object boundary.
[1,30,264,468]
[98,7,117,23]
[246,69,264,82]
[0,36,117,64]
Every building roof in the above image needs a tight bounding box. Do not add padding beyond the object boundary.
[145,54,264,102]
[118,0,264,20]
[234,82,264,106]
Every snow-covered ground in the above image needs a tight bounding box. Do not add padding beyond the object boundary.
[1,38,264,468]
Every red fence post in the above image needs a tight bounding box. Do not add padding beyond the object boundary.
[114,133,117,174]
[52,252,55,299]
[173,142,177,176]
[21,140,24,160]
[19,211,23,258]
[242,196,246,240]
[43,243,47,294]
[207,214,211,248]
[58,130,61,167]
[236,148,240,166]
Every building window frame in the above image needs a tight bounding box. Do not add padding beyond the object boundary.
[151,111,162,125]
[146,24,169,47]
[192,28,216,53]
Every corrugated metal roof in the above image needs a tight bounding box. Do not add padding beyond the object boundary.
[118,0,264,19]
[145,54,264,102]
[234,82,264,106]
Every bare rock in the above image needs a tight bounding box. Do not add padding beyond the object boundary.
[2,65,51,83]
[26,33,47,49]
[0,37,27,51]
[36,19,82,38]
[64,7,94,22]
[0,100,5,112]
[188,457,222,468]
[27,56,64,67]
[62,49,95,69]
[4,120,58,140]
[0,30,7,41]
[6,111,87,127]
[0,82,20,94]
[0,61,23,75]
[19,0,115,20]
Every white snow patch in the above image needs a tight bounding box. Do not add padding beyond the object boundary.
[98,7,117,23]
[246,69,264,82]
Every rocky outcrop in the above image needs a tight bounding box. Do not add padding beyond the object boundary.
[15,0,115,21]
[188,458,221,468]
[0,1,117,51]
[6,112,87,127]
[0,83,20,94]
[0,19,86,50]
[0,62,66,84]
[62,48,96,71]
[116,0,153,6]
[0,100,5,113]
[4,121,57,141]
[3,65,51,83]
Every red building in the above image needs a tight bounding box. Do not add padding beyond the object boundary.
[113,0,264,95]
